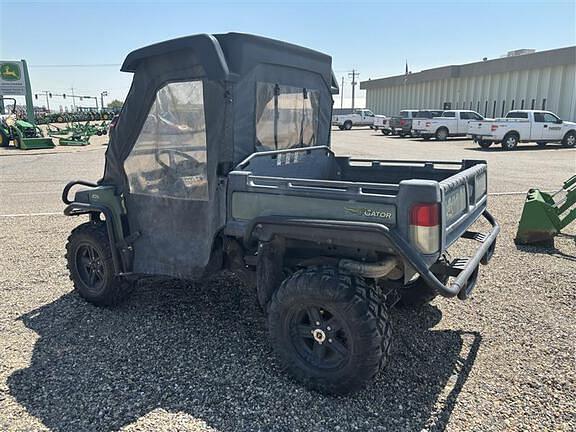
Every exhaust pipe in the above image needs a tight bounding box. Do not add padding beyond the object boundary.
[339,256,399,279]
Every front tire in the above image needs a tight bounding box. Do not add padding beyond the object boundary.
[66,222,133,306]
[343,121,352,131]
[562,131,576,148]
[381,129,391,135]
[268,266,392,395]
[478,139,492,149]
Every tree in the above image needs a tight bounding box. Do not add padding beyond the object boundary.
[107,99,123,110]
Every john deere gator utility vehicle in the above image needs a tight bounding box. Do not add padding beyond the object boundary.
[0,97,54,149]
[62,33,499,394]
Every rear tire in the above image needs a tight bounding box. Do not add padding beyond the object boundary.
[0,129,9,147]
[343,121,352,131]
[478,140,492,149]
[338,125,344,131]
[502,133,519,150]
[537,141,547,148]
[381,129,390,135]
[66,222,133,306]
[435,127,449,141]
[562,131,576,148]
[268,266,392,395]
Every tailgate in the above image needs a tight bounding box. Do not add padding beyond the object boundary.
[468,121,492,135]
[439,162,488,248]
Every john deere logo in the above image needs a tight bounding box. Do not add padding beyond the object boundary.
[345,207,393,219]
[1,63,21,81]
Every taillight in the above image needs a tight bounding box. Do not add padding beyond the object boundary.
[490,124,498,131]
[410,203,440,254]
[400,119,406,126]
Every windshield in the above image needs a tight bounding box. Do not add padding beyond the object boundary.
[255,82,320,151]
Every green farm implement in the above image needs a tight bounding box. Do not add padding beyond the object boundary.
[0,98,54,150]
[47,120,109,146]
[515,175,576,245]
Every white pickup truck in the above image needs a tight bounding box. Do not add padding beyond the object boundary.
[468,110,576,150]
[373,115,392,135]
[412,110,485,141]
[332,109,376,130]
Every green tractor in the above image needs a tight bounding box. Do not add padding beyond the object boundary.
[0,98,54,150]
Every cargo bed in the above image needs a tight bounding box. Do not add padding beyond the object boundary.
[227,146,489,255]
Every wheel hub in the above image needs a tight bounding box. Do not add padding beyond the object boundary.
[312,328,326,344]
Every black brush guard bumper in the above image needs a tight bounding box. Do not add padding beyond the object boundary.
[246,210,499,300]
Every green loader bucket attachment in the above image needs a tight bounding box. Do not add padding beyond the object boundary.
[18,137,55,150]
[515,175,576,245]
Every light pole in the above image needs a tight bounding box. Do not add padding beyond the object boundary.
[100,91,108,111]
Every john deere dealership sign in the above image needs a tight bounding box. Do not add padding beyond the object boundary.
[0,61,26,95]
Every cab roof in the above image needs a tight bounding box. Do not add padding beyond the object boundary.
[121,32,339,92]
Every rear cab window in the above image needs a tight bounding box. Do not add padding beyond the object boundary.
[442,111,456,118]
[255,82,320,151]
[506,111,529,119]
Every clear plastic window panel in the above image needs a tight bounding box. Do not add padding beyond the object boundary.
[255,82,320,151]
[124,81,208,200]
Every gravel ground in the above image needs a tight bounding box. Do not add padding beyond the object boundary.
[0,131,575,431]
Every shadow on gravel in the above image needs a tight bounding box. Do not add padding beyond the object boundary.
[515,242,576,262]
[9,276,481,431]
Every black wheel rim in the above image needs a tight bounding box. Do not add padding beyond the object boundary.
[76,243,105,293]
[289,305,350,369]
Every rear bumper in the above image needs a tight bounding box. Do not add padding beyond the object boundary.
[412,129,432,136]
[471,134,497,142]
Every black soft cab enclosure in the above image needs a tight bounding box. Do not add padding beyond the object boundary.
[62,33,499,395]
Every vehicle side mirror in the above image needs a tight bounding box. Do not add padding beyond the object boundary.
[556,119,563,124]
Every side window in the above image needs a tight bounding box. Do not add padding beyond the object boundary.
[543,113,559,123]
[124,81,208,201]
[460,112,470,120]
[255,83,320,151]
[471,112,484,120]
[533,112,545,123]
[365,110,374,117]
[443,111,456,118]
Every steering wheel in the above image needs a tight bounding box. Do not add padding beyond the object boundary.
[155,148,204,178]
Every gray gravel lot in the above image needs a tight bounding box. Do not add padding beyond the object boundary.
[0,130,575,431]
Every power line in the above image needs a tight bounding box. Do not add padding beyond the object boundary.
[29,64,121,68]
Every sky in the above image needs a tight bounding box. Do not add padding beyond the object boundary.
[1,0,575,111]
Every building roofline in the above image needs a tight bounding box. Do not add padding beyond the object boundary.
[360,46,576,90]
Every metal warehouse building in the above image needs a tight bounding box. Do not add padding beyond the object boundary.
[360,46,576,121]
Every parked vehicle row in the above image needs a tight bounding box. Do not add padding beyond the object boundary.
[372,106,576,150]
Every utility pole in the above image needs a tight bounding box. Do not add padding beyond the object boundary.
[70,86,76,112]
[348,69,360,110]
[100,91,108,111]
[340,76,344,109]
